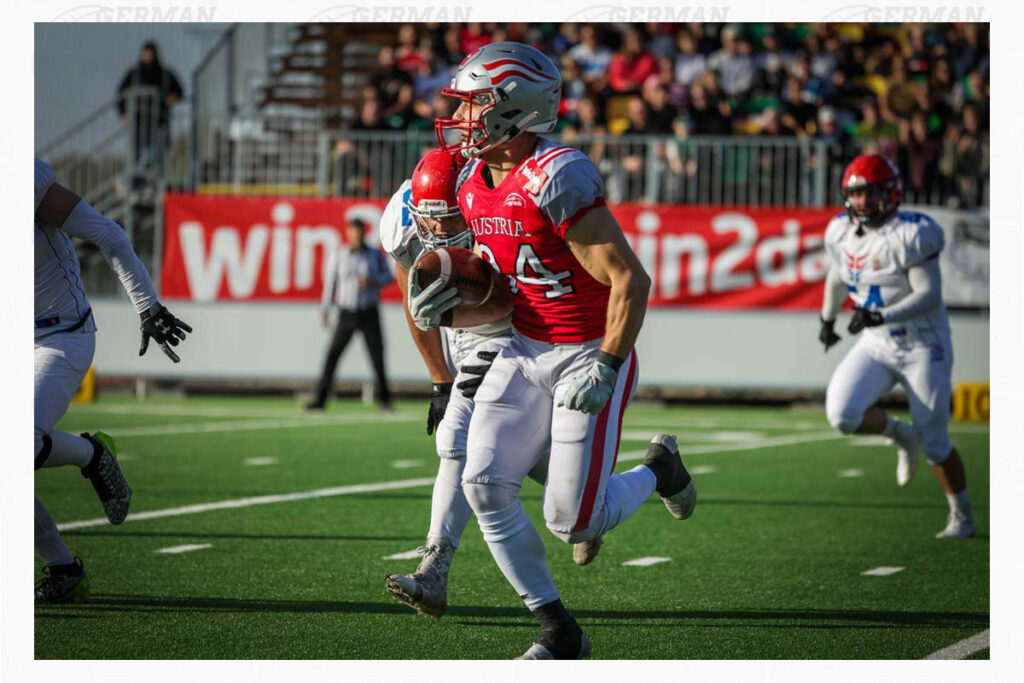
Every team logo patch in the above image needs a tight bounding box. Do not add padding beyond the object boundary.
[466,192,474,210]
[519,160,549,196]
[503,192,525,208]
[843,250,868,282]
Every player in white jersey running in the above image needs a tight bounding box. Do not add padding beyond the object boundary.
[380,149,559,618]
[34,159,192,603]
[818,154,974,539]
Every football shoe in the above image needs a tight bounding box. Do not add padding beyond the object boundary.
[80,432,132,525]
[643,434,697,520]
[936,510,976,539]
[572,536,603,566]
[35,558,89,605]
[385,540,454,618]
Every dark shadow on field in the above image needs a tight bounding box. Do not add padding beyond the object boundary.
[62,530,421,543]
[58,594,989,631]
[339,492,987,513]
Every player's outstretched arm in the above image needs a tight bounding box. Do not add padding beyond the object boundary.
[559,206,650,414]
[397,262,454,434]
[36,182,192,362]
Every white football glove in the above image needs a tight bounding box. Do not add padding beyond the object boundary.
[557,360,618,414]
[407,266,461,331]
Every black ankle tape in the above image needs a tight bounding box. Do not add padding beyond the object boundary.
[35,434,52,470]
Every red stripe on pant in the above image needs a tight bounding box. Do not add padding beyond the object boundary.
[571,352,634,534]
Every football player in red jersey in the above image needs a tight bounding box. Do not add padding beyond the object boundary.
[409,42,697,659]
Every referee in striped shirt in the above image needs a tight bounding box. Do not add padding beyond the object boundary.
[308,218,395,411]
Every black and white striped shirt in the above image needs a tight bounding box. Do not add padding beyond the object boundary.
[320,244,394,312]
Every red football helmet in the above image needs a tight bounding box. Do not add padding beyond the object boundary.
[407,148,473,251]
[841,154,903,227]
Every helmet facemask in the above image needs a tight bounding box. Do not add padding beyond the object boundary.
[842,178,902,228]
[407,199,474,251]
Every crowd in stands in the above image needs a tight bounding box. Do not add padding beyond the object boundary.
[340,22,989,207]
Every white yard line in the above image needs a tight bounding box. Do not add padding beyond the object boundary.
[616,431,845,462]
[382,549,423,560]
[839,468,865,478]
[923,629,990,660]
[57,477,435,531]
[244,457,279,466]
[391,460,424,469]
[156,543,212,554]
[96,413,419,438]
[622,557,672,567]
[689,465,718,475]
[861,566,905,576]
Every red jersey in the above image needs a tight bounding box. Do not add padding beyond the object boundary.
[457,138,610,343]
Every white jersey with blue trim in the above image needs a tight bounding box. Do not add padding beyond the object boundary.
[34,159,96,338]
[824,210,951,350]
[378,179,512,368]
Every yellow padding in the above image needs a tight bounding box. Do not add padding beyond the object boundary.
[952,382,989,422]
[72,366,96,404]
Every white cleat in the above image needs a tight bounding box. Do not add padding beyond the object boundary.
[890,421,920,487]
[572,536,603,566]
[936,510,976,539]
[518,633,592,660]
[384,541,454,618]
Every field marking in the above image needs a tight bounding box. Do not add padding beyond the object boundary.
[923,629,990,660]
[382,549,423,560]
[861,566,905,576]
[622,557,672,567]
[689,465,718,475]
[245,457,279,466]
[851,436,891,447]
[93,413,420,438]
[156,543,212,554]
[616,431,845,462]
[57,477,436,531]
[839,468,865,478]
[392,460,424,469]
[625,418,825,432]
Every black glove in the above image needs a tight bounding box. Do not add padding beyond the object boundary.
[140,304,192,363]
[427,382,452,435]
[848,306,884,335]
[456,350,498,399]
[819,317,841,352]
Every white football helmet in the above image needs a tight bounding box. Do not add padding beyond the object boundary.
[435,42,561,158]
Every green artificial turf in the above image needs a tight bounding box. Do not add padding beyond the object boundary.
[34,396,989,659]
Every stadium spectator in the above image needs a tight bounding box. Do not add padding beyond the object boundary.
[686,81,731,135]
[460,23,491,55]
[899,109,941,199]
[115,40,183,178]
[371,47,415,128]
[608,28,656,94]
[707,26,755,96]
[643,83,677,135]
[674,29,707,88]
[395,24,424,73]
[567,24,612,85]
[309,218,394,412]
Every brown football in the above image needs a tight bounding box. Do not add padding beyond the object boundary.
[413,247,513,327]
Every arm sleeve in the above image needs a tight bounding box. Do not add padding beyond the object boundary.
[538,156,607,239]
[321,248,339,312]
[879,257,943,323]
[821,264,847,322]
[61,200,159,315]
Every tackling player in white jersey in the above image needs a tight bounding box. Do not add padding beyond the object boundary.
[381,148,558,617]
[34,159,192,603]
[819,154,974,539]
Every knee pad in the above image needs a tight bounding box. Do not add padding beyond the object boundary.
[35,430,52,470]
[463,482,529,543]
[435,422,466,460]
[825,404,861,434]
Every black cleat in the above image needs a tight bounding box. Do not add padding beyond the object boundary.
[80,432,132,525]
[35,558,90,605]
[643,434,697,520]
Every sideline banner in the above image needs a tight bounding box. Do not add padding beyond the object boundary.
[161,194,987,309]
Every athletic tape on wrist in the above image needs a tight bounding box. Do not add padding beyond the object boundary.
[596,351,625,372]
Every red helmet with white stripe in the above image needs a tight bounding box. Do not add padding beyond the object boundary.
[435,42,561,158]
[407,148,472,251]
[841,154,903,227]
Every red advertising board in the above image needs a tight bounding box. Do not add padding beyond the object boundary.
[161,193,839,310]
